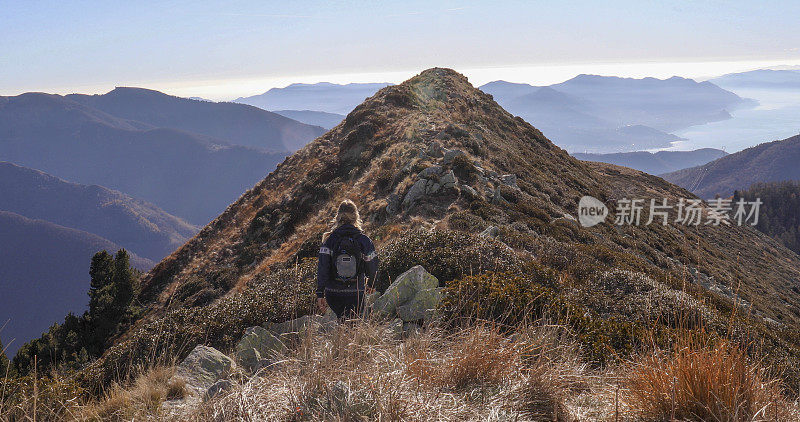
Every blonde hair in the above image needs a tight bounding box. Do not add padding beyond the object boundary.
[322,199,363,241]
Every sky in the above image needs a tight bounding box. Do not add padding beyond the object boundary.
[2,0,800,100]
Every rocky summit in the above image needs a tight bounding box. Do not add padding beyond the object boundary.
[87,68,800,392]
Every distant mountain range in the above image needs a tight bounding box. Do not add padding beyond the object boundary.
[273,110,345,130]
[0,92,300,224]
[711,69,800,90]
[234,82,392,114]
[0,210,152,356]
[573,148,727,175]
[67,87,325,152]
[0,162,198,261]
[479,76,754,152]
[662,134,800,198]
[232,76,752,153]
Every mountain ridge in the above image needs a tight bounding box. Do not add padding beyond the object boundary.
[81,68,800,393]
[662,134,800,198]
[67,87,325,152]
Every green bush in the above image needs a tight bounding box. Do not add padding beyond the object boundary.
[440,266,557,325]
[377,229,521,291]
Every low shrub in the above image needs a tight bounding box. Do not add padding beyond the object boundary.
[377,229,521,291]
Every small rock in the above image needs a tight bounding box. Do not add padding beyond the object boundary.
[418,165,442,178]
[403,321,422,337]
[425,182,441,195]
[480,225,499,238]
[500,174,518,189]
[205,379,234,401]
[402,179,428,207]
[492,186,505,204]
[385,318,404,340]
[442,149,465,165]
[426,142,444,157]
[460,184,479,199]
[386,193,401,215]
[439,170,457,189]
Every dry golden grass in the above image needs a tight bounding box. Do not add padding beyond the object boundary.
[79,365,186,421]
[185,318,592,421]
[624,337,796,421]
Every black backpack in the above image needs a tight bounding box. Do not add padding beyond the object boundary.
[332,235,364,284]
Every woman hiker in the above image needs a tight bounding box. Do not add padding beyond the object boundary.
[316,199,378,318]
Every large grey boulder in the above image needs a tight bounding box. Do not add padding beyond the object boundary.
[373,265,441,322]
[397,287,441,321]
[234,326,288,372]
[174,345,235,395]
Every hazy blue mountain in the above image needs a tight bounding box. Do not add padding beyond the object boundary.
[235,82,392,114]
[712,69,800,90]
[481,83,684,152]
[573,148,727,175]
[479,75,753,152]
[662,134,800,198]
[0,92,289,224]
[67,87,325,152]
[273,110,345,130]
[550,74,753,131]
[0,162,198,261]
[0,210,153,356]
[478,80,540,104]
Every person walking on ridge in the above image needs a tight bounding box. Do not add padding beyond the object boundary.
[316,199,378,318]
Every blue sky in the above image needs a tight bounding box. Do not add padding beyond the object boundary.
[2,0,800,100]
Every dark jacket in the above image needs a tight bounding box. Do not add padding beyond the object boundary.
[316,224,378,298]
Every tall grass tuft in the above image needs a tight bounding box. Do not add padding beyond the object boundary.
[625,336,792,421]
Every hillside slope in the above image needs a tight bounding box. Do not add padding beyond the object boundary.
[0,162,198,261]
[67,88,325,152]
[662,134,800,198]
[0,93,290,224]
[89,68,800,392]
[0,211,152,356]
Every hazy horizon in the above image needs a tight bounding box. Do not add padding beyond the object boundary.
[4,1,800,101]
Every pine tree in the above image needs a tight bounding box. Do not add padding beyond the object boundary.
[111,249,135,317]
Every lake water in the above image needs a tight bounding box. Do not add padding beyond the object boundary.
[668,88,800,153]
